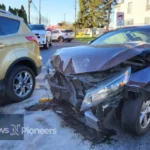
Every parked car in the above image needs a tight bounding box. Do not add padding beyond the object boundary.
[46,25,150,135]
[0,10,42,102]
[51,29,74,42]
[29,24,52,49]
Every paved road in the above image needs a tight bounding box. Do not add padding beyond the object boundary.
[40,40,85,66]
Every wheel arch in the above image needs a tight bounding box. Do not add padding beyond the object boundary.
[5,57,37,82]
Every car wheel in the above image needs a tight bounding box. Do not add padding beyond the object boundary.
[58,37,64,43]
[49,40,52,47]
[5,65,35,102]
[122,96,150,135]
[67,39,72,42]
[44,39,49,49]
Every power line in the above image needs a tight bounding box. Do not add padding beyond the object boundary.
[30,0,43,24]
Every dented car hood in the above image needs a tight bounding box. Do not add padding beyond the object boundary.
[51,42,150,74]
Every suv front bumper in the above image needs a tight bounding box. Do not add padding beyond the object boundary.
[38,38,46,45]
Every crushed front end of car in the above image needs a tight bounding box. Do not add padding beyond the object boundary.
[46,65,131,131]
[45,42,150,134]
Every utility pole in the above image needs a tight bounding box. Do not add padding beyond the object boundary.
[39,0,41,24]
[74,0,77,38]
[28,0,31,24]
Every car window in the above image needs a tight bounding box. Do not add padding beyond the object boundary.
[29,25,45,30]
[65,30,73,33]
[52,30,59,34]
[0,29,4,36]
[61,30,73,33]
[91,28,150,46]
[0,16,20,35]
[61,30,66,33]
[103,32,128,44]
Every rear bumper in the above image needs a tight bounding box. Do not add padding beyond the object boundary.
[36,65,42,76]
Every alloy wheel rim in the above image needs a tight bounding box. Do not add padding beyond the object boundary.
[13,71,33,98]
[140,101,150,129]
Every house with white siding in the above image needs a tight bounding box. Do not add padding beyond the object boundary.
[113,0,150,28]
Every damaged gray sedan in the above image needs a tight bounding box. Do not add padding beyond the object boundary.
[46,25,150,135]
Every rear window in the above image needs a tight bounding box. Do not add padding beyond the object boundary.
[61,30,73,33]
[29,25,45,30]
[65,30,73,33]
[0,16,20,35]
[52,30,59,34]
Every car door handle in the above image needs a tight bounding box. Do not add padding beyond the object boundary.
[0,43,6,48]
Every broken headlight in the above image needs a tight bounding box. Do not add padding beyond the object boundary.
[80,67,131,111]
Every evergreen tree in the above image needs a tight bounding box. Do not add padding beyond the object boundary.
[76,0,117,31]
[76,0,105,29]
[9,6,18,15]
[18,5,27,23]
[0,4,6,10]
[8,5,27,23]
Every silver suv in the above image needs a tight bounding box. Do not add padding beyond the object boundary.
[51,29,74,42]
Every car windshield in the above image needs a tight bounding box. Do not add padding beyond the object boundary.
[91,28,150,46]
[29,25,45,30]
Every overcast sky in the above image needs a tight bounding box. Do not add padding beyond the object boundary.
[1,0,79,25]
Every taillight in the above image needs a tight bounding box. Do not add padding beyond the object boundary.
[25,36,38,44]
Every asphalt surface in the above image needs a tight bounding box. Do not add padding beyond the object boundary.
[40,40,85,65]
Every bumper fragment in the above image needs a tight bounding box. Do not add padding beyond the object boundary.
[84,109,100,131]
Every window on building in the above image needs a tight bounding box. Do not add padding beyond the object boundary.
[145,17,150,24]
[146,0,150,10]
[127,2,132,14]
[126,19,134,25]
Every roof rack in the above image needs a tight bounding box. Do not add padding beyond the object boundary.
[0,9,14,16]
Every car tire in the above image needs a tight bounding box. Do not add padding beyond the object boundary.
[49,40,52,47]
[122,96,150,135]
[58,37,64,43]
[67,39,72,42]
[44,39,49,49]
[5,65,35,102]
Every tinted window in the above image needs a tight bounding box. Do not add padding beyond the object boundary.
[52,30,59,34]
[91,28,150,46]
[29,25,45,30]
[61,30,73,33]
[65,30,73,33]
[0,29,4,36]
[0,16,20,35]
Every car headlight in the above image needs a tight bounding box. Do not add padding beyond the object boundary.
[80,67,131,111]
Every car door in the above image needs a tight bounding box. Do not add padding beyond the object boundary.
[52,30,59,40]
[0,16,17,80]
[46,29,52,42]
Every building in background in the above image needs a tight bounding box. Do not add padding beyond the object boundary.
[113,0,150,28]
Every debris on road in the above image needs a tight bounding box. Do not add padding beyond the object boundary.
[26,99,117,145]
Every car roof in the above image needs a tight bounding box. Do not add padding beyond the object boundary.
[0,9,23,21]
[118,25,150,30]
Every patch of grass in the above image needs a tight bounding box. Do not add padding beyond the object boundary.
[76,37,96,43]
